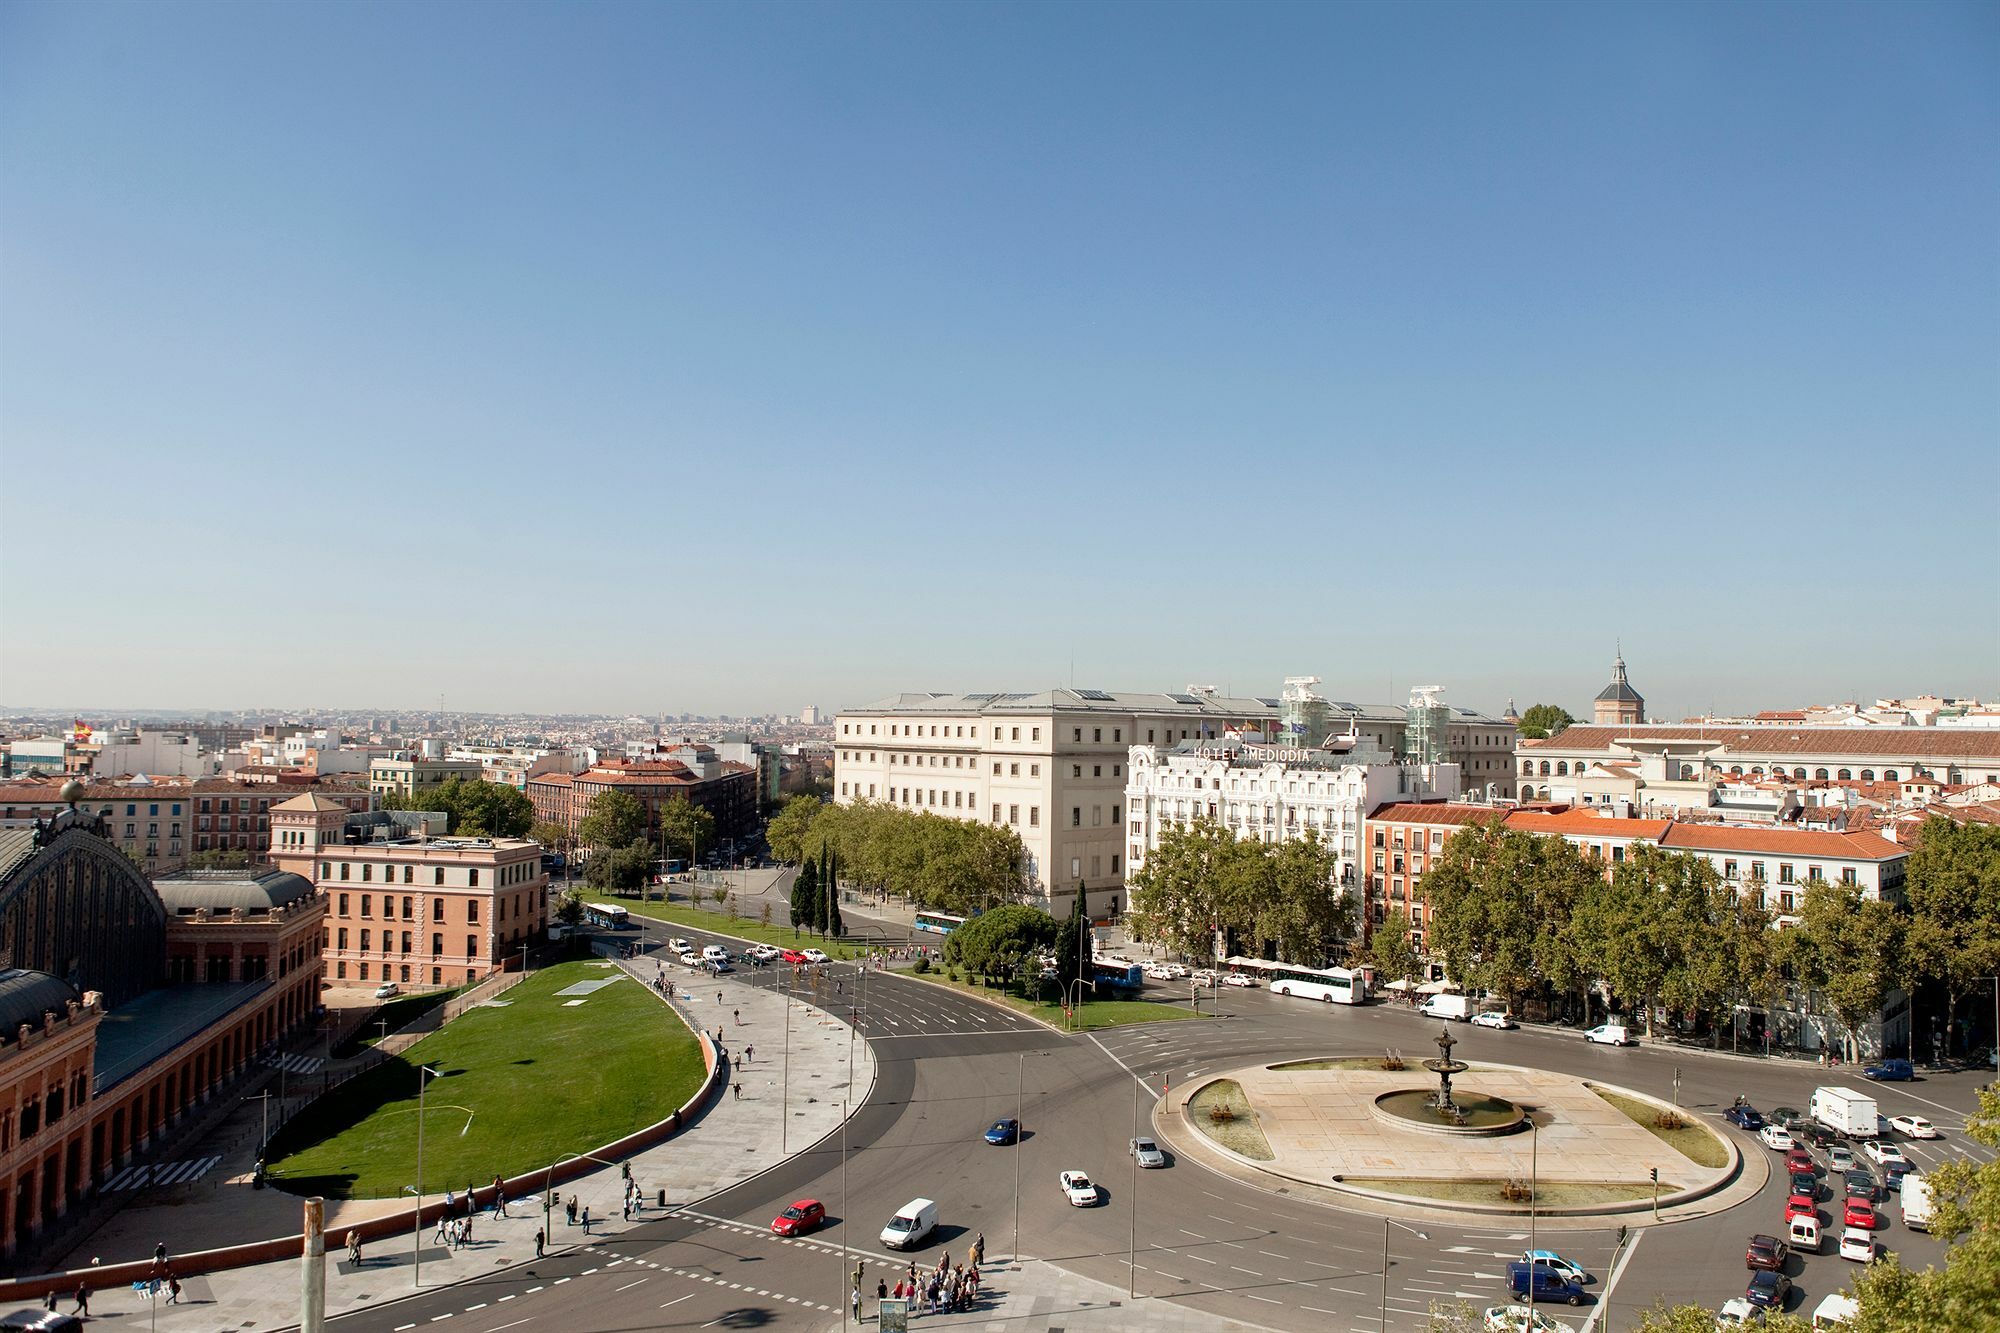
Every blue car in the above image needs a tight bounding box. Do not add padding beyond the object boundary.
[1863,1058,1913,1082]
[1507,1261,1586,1307]
[1723,1105,1765,1130]
[984,1118,1020,1145]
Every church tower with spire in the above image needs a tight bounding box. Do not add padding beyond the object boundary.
[1593,648,1645,725]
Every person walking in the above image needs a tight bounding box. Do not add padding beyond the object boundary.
[970,1232,984,1267]
[567,1195,578,1226]
[71,1284,89,1317]
[434,1213,449,1246]
[581,1204,591,1235]
[535,1228,546,1258]
[346,1231,361,1266]
[733,1008,741,1024]
[850,1282,861,1321]
[154,1241,168,1268]
[877,1277,888,1302]
[745,1044,754,1063]
[733,1081,742,1100]
[166,1275,183,1306]
[495,1190,508,1219]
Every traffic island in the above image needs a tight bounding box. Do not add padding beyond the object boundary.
[1160,1054,1753,1225]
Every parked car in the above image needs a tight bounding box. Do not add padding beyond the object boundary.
[373,983,400,999]
[1862,1141,1907,1168]
[1744,1234,1788,1272]
[984,1118,1020,1145]
[1129,1137,1166,1168]
[1888,1114,1939,1139]
[1839,1227,1876,1262]
[1471,1010,1516,1030]
[1584,1024,1633,1046]
[701,944,729,963]
[802,948,829,964]
[1842,1198,1875,1230]
[1744,1270,1791,1311]
[0,1311,85,1333]
[1505,1261,1587,1307]
[1759,1124,1794,1151]
[1481,1305,1569,1333]
[770,1199,825,1236]
[709,960,734,974]
[1724,1105,1765,1130]
[780,949,807,964]
[1520,1250,1589,1284]
[1058,1170,1099,1206]
[677,950,701,967]
[1223,973,1258,988]
[1862,1058,1914,1082]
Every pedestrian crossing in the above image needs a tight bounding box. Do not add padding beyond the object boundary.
[265,1052,324,1075]
[101,1156,222,1192]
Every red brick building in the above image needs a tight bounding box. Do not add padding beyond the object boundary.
[529,756,757,852]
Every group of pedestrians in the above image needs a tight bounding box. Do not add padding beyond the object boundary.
[888,1246,981,1317]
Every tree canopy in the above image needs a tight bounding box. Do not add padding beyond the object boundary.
[657,796,715,863]
[577,790,646,851]
[1128,820,1356,965]
[1901,817,2000,1058]
[765,795,822,864]
[381,776,534,838]
[1514,703,1576,740]
[943,904,1059,991]
[584,838,654,893]
[793,801,1026,913]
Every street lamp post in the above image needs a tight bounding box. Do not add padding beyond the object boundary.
[413,1063,439,1288]
[1011,1051,1050,1264]
[1527,1117,1538,1314]
[1128,1077,1142,1298]
[1380,1217,1429,1332]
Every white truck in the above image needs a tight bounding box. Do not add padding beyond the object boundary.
[1418,993,1474,1022]
[1901,1173,1934,1231]
[1811,1086,1879,1138]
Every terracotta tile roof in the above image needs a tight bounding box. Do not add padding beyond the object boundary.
[1657,824,1905,860]
[1504,810,1673,840]
[526,772,575,788]
[1365,802,1503,826]
[1535,724,2000,760]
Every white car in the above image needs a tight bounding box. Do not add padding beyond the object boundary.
[667,937,691,953]
[1862,1141,1907,1168]
[1482,1305,1569,1333]
[1223,973,1258,988]
[802,948,829,964]
[678,951,702,967]
[1714,1297,1758,1328]
[1058,1170,1098,1206]
[1471,1011,1516,1030]
[1129,1137,1166,1168]
[1759,1124,1795,1151]
[1889,1115,1938,1139]
[1839,1227,1876,1262]
[373,983,400,999]
[1584,1024,1634,1046]
[1161,963,1189,978]
[1190,970,1216,986]
[747,944,779,962]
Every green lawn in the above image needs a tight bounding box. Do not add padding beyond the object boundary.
[335,986,467,1057]
[265,960,704,1198]
[569,886,869,959]
[1591,1086,1730,1168]
[898,968,1199,1031]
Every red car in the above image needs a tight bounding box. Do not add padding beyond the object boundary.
[1785,1193,1818,1223]
[771,1199,825,1236]
[1843,1198,1875,1230]
[780,949,808,965]
[1785,1148,1815,1175]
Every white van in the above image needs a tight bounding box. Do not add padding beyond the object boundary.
[879,1197,937,1250]
[1788,1213,1820,1253]
[702,944,729,964]
[1812,1292,1859,1329]
[1584,1023,1633,1046]
[1901,1173,1933,1231]
[1418,994,1473,1022]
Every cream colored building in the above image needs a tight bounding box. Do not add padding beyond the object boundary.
[368,756,485,800]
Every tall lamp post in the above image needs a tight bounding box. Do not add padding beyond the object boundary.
[1012,1051,1049,1264]
[412,1064,440,1287]
[1381,1217,1429,1332]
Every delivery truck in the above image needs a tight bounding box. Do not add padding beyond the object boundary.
[1811,1086,1879,1138]
[1418,993,1474,1022]
[1901,1173,1933,1231]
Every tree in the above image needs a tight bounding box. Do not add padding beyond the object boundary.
[658,797,716,864]
[1514,704,1576,741]
[1054,887,1088,1006]
[382,777,533,838]
[792,858,816,932]
[827,878,844,939]
[943,904,1060,992]
[1423,821,1584,1010]
[1368,908,1423,994]
[1260,831,1354,964]
[765,796,821,864]
[528,821,572,856]
[584,839,654,894]
[555,891,585,930]
[1127,820,1237,960]
[577,790,646,852]
[1901,817,2000,1059]
[1800,880,1902,1062]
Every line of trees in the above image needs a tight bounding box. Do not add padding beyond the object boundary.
[1126,823,1354,966]
[764,797,1028,915]
[380,776,535,838]
[790,843,845,938]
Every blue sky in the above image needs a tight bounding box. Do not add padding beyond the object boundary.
[3,1,1994,720]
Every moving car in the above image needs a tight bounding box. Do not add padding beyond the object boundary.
[1861,1141,1907,1168]
[1223,973,1258,988]
[1862,1058,1914,1082]
[1788,1170,1818,1200]
[1785,1147,1815,1174]
[747,945,780,962]
[709,959,734,974]
[1521,1251,1589,1284]
[1584,1024,1633,1046]
[702,944,729,963]
[1759,1125,1794,1151]
[1481,1305,1569,1333]
[373,983,400,999]
[1745,1234,1788,1272]
[984,1118,1020,1145]
[1787,1214,1820,1253]
[879,1198,938,1250]
[1770,1106,1808,1133]
[1505,1261,1586,1307]
[1744,1270,1790,1311]
[1472,1010,1517,1030]
[1724,1104,1765,1130]
[1420,993,1473,1021]
[1888,1114,1938,1139]
[1058,1170,1099,1206]
[1129,1137,1166,1168]
[770,1199,825,1236]
[678,950,701,967]
[1838,1227,1875,1262]
[1844,1174,1878,1204]
[1842,1198,1875,1230]
[802,948,829,964]
[1714,1297,1759,1328]
[0,1311,85,1333]
[1784,1193,1817,1223]
[1828,1145,1856,1173]
[780,949,807,964]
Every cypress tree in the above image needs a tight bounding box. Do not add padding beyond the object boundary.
[792,858,815,934]
[828,847,845,939]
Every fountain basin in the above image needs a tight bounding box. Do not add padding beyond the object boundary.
[1371,1088,1526,1137]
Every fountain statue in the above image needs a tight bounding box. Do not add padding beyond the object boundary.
[1423,1026,1469,1121]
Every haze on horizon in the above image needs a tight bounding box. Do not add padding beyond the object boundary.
[2,3,1994,721]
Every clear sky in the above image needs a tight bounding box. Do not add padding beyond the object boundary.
[3,1,1994,721]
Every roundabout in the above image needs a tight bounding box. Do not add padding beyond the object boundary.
[1164,1028,1744,1219]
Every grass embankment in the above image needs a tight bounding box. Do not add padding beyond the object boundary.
[1346,1178,1662,1206]
[266,960,704,1198]
[571,885,869,959]
[896,968,1199,1031]
[336,987,466,1057]
[1270,1056,1487,1073]
[1592,1086,1730,1168]
[1188,1079,1274,1160]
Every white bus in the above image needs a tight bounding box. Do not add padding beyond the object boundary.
[583,902,631,930]
[1222,957,1367,1004]
[913,910,969,936]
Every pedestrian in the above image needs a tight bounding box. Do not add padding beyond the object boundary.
[434,1214,449,1245]
[971,1232,984,1267]
[733,1008,740,1024]
[496,1191,508,1219]
[463,1212,473,1244]
[733,1081,742,1100]
[622,1196,630,1221]
[745,1044,754,1063]
[42,1290,56,1313]
[154,1241,168,1267]
[445,1187,456,1215]
[567,1194,578,1225]
[346,1231,361,1266]
[535,1228,545,1258]
[71,1284,89,1317]
[878,1277,888,1302]
[851,1283,861,1320]
[166,1276,182,1306]
[582,1205,591,1235]
[717,991,723,1005]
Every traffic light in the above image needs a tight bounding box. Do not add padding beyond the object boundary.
[1649,1167,1658,1183]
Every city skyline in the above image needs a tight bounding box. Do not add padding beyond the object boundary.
[4,3,1994,718]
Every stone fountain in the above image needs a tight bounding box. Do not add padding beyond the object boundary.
[1423,1026,1469,1119]
[1369,1024,1526,1137]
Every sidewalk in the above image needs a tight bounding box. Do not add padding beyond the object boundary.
[52,952,874,1330]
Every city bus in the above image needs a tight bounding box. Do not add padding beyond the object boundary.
[583,902,632,930]
[1091,958,1145,993]
[913,910,969,936]
[1222,956,1366,1004]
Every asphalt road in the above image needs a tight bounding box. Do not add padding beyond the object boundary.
[326,921,1996,1333]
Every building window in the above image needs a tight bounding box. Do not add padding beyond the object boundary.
[432,933,443,955]
[469,869,479,887]
[1028,807,1039,827]
[1807,865,1823,882]
[336,961,347,979]
[466,935,477,959]
[1010,763,1019,777]
[337,928,349,949]
[1031,727,1040,741]
[992,804,1001,822]
[360,929,371,951]
[359,962,369,981]
[1111,853,1120,874]
[434,899,445,922]
[1072,808,1082,827]
[1009,804,1019,825]
[1841,867,1857,886]
[361,894,372,917]
[435,867,445,885]
[1779,864,1796,884]
[338,893,350,915]
[1010,727,1019,740]
[340,863,351,880]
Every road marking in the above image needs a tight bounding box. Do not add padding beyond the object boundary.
[525,1286,544,1294]
[1245,1293,1282,1304]
[614,1278,648,1292]
[660,1294,692,1308]
[489,1321,532,1332]
[1178,1229,1206,1239]
[1259,1250,1287,1258]
[1188,1253,1218,1264]
[429,1317,453,1323]
[1580,1225,1646,1333]
[465,1303,487,1311]
[1233,1266,1263,1276]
